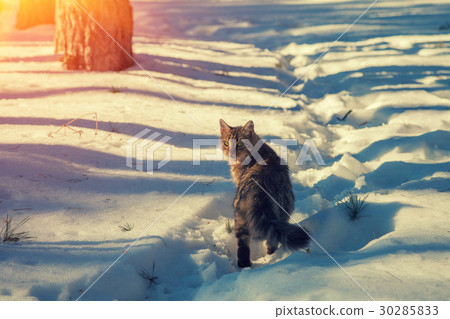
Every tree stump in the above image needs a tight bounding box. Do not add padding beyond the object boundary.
[16,0,55,30]
[54,0,134,71]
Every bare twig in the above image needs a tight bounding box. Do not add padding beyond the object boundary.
[139,261,158,288]
[119,223,134,232]
[339,191,369,221]
[1,215,34,242]
[54,112,98,136]
[337,110,352,121]
[226,219,233,234]
[201,178,216,186]
[385,270,403,283]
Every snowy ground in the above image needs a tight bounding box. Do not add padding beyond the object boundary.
[0,0,449,301]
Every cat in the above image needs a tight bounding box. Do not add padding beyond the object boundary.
[219,119,310,268]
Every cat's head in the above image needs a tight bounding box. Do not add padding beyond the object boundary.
[219,119,259,163]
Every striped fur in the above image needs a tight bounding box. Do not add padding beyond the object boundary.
[220,119,309,268]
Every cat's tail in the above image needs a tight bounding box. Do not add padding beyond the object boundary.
[272,220,310,250]
[248,210,310,251]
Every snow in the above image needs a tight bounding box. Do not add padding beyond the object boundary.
[0,0,449,301]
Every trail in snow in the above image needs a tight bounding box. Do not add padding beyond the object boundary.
[0,0,449,300]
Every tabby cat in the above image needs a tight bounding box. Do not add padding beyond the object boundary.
[219,119,310,268]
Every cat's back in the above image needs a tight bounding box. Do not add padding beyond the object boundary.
[238,142,290,185]
[235,142,294,216]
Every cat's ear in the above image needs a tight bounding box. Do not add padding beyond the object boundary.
[243,120,254,134]
[219,119,231,135]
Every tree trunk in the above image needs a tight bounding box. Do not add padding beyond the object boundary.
[54,0,134,71]
[16,0,55,30]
